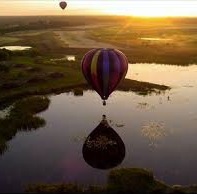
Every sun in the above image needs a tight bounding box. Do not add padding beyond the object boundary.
[0,0,196,16]
[84,1,197,17]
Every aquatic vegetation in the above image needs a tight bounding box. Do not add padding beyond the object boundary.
[73,87,83,96]
[115,124,125,128]
[0,49,11,61]
[118,79,170,96]
[27,167,197,194]
[107,168,168,194]
[0,96,50,154]
[141,121,167,148]
[0,138,7,155]
[26,183,104,194]
[137,102,155,110]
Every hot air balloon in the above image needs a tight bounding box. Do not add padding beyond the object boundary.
[82,115,125,169]
[59,1,67,10]
[81,48,128,105]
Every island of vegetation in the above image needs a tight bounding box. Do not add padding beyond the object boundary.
[0,96,50,154]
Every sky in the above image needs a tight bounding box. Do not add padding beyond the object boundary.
[0,0,196,17]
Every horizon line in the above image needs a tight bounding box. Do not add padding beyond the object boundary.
[0,15,197,18]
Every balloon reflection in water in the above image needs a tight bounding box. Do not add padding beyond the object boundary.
[82,115,125,169]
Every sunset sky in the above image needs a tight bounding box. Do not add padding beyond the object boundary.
[0,0,196,17]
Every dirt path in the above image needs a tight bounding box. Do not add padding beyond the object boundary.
[54,25,119,49]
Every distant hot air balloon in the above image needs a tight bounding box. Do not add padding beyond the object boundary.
[59,1,67,10]
[81,48,128,105]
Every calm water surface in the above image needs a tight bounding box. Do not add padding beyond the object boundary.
[139,38,172,41]
[0,63,197,192]
[0,46,32,51]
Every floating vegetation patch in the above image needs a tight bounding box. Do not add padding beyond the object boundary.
[137,102,155,110]
[141,121,167,148]
[115,124,125,128]
[118,79,170,96]
[106,120,125,128]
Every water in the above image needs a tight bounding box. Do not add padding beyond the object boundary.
[140,38,172,41]
[0,46,32,51]
[66,55,75,61]
[0,63,197,192]
[50,55,76,62]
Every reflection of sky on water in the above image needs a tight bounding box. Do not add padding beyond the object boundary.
[66,55,75,61]
[126,63,197,87]
[0,46,32,51]
[0,63,197,192]
[140,38,172,41]
[50,55,75,62]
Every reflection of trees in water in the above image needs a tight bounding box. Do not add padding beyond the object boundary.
[83,115,125,170]
[141,121,167,148]
[0,96,50,155]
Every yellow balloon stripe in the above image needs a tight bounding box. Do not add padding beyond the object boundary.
[91,50,101,75]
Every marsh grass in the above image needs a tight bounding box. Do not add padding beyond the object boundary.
[26,167,197,193]
[118,79,170,95]
[0,96,50,154]
[141,121,167,148]
[73,87,83,96]
[27,167,197,194]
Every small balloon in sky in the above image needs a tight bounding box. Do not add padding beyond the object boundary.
[81,48,128,105]
[59,1,67,10]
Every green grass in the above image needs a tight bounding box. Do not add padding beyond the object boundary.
[87,20,197,65]
[1,16,197,65]
[0,36,20,46]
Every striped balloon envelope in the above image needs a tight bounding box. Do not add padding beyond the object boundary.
[81,48,128,105]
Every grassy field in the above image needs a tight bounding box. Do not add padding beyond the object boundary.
[0,16,196,64]
[87,17,197,65]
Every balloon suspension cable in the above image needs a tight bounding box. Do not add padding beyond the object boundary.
[102,114,106,120]
[103,100,106,106]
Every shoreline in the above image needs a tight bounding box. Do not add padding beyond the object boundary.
[0,78,170,109]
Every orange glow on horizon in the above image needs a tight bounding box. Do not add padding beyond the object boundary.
[0,0,196,17]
